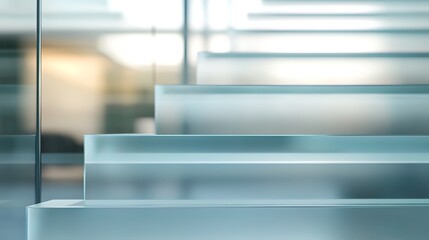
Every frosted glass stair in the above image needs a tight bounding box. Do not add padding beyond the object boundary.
[28,199,429,240]
[197,52,429,85]
[27,1,429,239]
[238,13,429,31]
[233,0,429,31]
[85,134,429,200]
[212,32,429,55]
[156,85,429,134]
[259,0,429,14]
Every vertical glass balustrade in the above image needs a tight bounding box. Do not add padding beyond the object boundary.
[0,0,37,239]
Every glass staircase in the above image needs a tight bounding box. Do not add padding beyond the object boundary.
[28,1,429,239]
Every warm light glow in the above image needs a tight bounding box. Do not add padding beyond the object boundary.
[207,0,231,30]
[98,34,183,68]
[268,59,389,85]
[108,0,182,29]
[209,35,232,53]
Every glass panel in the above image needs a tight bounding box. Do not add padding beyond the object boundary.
[197,53,429,85]
[0,0,37,239]
[85,135,429,199]
[28,199,429,240]
[156,85,429,134]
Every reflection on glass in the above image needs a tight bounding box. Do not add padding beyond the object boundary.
[156,85,429,134]
[28,199,429,240]
[197,52,429,85]
[85,134,429,200]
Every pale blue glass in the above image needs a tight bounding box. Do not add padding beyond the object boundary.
[156,85,429,134]
[0,136,35,240]
[197,52,429,85]
[0,0,37,237]
[28,199,429,240]
[85,134,429,200]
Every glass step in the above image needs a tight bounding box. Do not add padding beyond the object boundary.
[156,85,429,134]
[232,1,429,31]
[237,14,429,31]
[28,199,429,240]
[197,52,429,85]
[217,32,429,53]
[85,134,429,200]
[259,0,429,14]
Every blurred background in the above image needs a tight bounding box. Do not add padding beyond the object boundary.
[2,0,429,239]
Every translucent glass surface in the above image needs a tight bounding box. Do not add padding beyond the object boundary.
[28,199,429,240]
[239,14,429,31]
[156,85,429,134]
[85,134,429,200]
[197,52,429,85]
[230,0,429,32]
[254,0,429,14]
[0,136,35,240]
[0,0,37,239]
[190,0,429,31]
[221,32,429,54]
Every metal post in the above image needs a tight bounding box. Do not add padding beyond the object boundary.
[182,0,189,84]
[35,0,42,204]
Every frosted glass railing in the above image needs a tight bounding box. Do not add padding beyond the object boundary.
[0,135,34,240]
[0,135,35,207]
[156,85,429,135]
[85,134,429,200]
[28,199,429,240]
[197,53,429,85]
